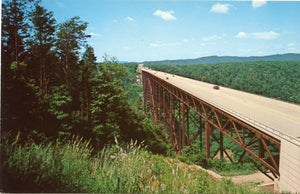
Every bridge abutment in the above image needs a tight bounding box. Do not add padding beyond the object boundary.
[279,140,300,193]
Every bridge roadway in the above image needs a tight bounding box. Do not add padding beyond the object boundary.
[144,69,300,146]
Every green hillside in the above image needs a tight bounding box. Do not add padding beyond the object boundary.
[144,53,300,65]
[148,61,300,104]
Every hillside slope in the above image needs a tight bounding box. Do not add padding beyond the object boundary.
[144,53,300,65]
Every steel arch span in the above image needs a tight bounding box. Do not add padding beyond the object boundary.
[142,68,300,193]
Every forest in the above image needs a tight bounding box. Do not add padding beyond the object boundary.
[1,0,170,151]
[148,61,300,104]
[0,0,173,192]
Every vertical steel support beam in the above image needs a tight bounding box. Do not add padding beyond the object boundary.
[186,108,190,146]
[200,116,203,151]
[147,78,157,123]
[205,122,211,159]
[169,94,173,144]
[181,103,186,152]
[220,131,224,159]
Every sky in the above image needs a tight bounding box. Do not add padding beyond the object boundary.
[41,0,300,62]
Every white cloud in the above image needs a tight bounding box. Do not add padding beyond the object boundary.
[182,39,189,43]
[252,31,279,39]
[236,31,279,40]
[236,32,248,38]
[150,42,180,47]
[153,10,176,20]
[89,32,103,37]
[202,35,222,42]
[56,1,64,8]
[252,0,267,8]
[210,3,231,14]
[287,43,296,52]
[200,42,217,47]
[127,17,135,22]
[150,43,161,47]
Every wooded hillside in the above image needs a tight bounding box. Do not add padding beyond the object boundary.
[144,53,300,65]
[148,61,300,104]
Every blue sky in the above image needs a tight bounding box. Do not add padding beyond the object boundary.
[42,0,300,62]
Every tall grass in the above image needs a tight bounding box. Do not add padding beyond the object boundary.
[1,133,267,193]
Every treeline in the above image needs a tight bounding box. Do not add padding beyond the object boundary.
[1,0,169,153]
[148,61,300,104]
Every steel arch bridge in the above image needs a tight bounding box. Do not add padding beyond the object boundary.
[142,68,300,193]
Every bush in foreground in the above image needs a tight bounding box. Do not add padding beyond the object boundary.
[1,133,266,193]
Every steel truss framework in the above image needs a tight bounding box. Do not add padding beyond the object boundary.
[143,71,281,179]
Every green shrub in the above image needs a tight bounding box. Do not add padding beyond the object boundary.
[1,133,265,193]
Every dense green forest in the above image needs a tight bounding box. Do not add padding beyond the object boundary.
[0,0,173,192]
[1,0,169,151]
[148,61,300,104]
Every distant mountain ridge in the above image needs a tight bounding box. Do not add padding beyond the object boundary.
[143,53,300,65]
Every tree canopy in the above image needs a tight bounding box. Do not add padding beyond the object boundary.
[1,0,170,153]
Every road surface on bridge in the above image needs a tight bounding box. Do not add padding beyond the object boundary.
[143,69,300,145]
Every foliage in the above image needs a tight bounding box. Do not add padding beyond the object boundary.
[149,61,300,104]
[123,63,143,105]
[26,3,57,100]
[56,16,89,90]
[1,133,265,193]
[1,0,170,155]
[1,0,37,134]
[175,139,257,176]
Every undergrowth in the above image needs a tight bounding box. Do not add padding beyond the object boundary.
[176,143,258,176]
[1,132,266,193]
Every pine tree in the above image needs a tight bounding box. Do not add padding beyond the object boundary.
[56,16,89,90]
[27,3,57,100]
[1,0,36,133]
[79,45,97,120]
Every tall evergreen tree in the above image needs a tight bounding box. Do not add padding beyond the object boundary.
[79,45,97,120]
[56,16,89,90]
[55,16,90,119]
[2,0,29,65]
[27,3,57,100]
[1,0,36,133]
[20,3,61,136]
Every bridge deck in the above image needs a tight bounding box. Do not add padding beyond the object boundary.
[143,69,300,145]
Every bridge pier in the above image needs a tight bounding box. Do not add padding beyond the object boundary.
[205,122,211,159]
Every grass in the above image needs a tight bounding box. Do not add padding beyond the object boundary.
[1,132,268,193]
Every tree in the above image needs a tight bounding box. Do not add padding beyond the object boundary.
[1,0,31,65]
[55,16,90,122]
[1,0,36,133]
[27,3,57,100]
[88,56,128,146]
[79,45,97,119]
[56,16,89,90]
